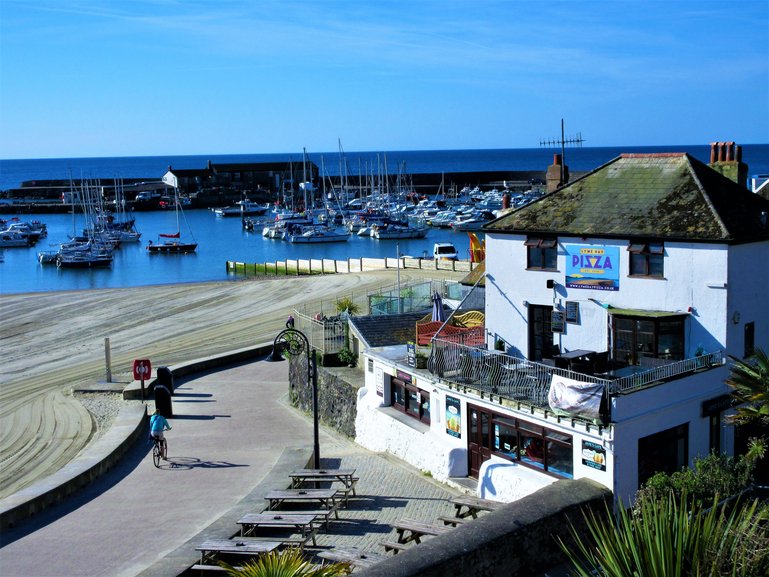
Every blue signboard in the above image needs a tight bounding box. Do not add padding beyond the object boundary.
[565,245,619,291]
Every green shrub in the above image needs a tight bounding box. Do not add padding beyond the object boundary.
[337,347,356,367]
[335,297,360,315]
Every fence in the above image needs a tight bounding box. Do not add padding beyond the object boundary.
[226,256,476,277]
[428,341,726,418]
[293,310,347,356]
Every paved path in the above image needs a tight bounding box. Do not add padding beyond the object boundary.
[0,358,463,577]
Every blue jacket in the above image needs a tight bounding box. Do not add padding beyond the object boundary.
[150,414,170,433]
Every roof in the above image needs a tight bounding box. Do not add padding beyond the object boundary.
[349,312,428,348]
[485,153,769,244]
[460,261,485,286]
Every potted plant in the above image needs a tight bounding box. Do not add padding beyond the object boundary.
[415,350,428,369]
[338,347,356,367]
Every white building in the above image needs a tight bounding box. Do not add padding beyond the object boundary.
[355,143,769,503]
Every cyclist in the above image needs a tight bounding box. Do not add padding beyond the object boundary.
[149,409,171,460]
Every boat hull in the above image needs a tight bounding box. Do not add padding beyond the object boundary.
[147,242,198,254]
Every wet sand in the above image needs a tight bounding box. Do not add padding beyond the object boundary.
[0,269,462,499]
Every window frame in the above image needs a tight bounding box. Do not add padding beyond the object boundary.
[627,241,665,277]
[525,236,558,270]
[390,377,430,424]
[612,314,686,365]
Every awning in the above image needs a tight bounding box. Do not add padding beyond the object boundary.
[606,308,689,318]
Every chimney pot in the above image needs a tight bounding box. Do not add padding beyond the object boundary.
[710,143,717,164]
[735,145,742,163]
[553,154,562,165]
[718,142,727,162]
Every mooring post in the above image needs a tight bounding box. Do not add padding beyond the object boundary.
[104,337,112,383]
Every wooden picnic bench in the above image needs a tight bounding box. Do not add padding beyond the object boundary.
[263,488,340,519]
[237,513,318,545]
[393,517,454,544]
[289,468,359,506]
[269,508,337,530]
[318,547,387,569]
[449,495,503,519]
[195,538,281,565]
[438,515,470,526]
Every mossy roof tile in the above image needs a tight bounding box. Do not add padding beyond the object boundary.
[485,154,769,243]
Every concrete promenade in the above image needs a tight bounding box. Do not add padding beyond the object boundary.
[0,357,464,577]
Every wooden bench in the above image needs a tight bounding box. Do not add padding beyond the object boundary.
[318,547,387,569]
[190,564,240,573]
[238,535,310,549]
[270,508,338,530]
[449,495,503,519]
[380,540,412,554]
[393,518,454,544]
[438,515,470,526]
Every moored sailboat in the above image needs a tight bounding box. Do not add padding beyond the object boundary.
[147,188,197,253]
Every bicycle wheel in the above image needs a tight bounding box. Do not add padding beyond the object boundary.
[152,442,161,468]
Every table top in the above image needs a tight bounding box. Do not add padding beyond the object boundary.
[449,495,503,510]
[238,513,318,526]
[555,349,595,360]
[196,539,281,555]
[264,488,338,500]
[289,468,356,478]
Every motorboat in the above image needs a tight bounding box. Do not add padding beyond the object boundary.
[0,231,32,247]
[371,222,428,240]
[287,226,349,243]
[213,200,269,217]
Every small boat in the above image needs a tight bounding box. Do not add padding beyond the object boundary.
[0,231,32,247]
[287,226,349,243]
[213,199,269,217]
[147,189,198,254]
[371,222,428,240]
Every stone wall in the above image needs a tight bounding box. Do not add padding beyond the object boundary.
[288,356,361,439]
[356,478,611,577]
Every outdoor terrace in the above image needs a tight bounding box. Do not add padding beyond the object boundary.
[426,339,726,421]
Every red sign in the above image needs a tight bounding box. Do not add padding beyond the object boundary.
[133,359,152,381]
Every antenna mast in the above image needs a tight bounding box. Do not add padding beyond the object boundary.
[540,119,585,183]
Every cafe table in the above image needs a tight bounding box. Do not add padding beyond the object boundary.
[195,538,281,565]
[263,488,340,519]
[237,513,318,545]
[289,468,358,504]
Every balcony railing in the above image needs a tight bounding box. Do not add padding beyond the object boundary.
[427,340,726,412]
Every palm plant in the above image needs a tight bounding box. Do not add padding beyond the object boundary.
[220,547,351,576]
[561,493,769,577]
[726,348,769,428]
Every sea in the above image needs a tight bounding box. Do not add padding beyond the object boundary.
[1,145,767,295]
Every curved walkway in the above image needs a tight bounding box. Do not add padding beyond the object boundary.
[0,357,464,577]
[0,358,317,576]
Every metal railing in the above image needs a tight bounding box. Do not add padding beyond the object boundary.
[293,311,347,356]
[427,340,726,410]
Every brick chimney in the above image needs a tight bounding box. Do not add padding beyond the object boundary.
[708,141,748,188]
[546,154,569,193]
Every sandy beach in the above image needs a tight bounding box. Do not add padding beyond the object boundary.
[0,269,463,499]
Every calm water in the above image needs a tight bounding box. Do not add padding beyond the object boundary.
[1,145,767,295]
[0,209,475,294]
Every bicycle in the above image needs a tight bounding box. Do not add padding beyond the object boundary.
[151,436,166,468]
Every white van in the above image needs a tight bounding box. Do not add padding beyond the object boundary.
[433,242,458,260]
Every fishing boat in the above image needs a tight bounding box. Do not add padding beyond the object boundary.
[147,188,198,253]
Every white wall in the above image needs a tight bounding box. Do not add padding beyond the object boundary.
[485,234,733,358]
[727,241,769,356]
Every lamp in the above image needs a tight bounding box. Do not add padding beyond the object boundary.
[270,327,320,469]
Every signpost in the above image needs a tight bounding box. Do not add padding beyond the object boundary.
[133,359,152,400]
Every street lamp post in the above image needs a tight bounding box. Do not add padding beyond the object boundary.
[270,326,320,469]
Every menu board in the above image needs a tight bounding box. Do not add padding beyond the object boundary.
[445,396,461,438]
[565,301,580,323]
[581,440,606,471]
[551,311,565,333]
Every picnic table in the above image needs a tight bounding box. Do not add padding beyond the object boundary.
[237,513,318,545]
[195,538,281,565]
[263,488,339,519]
[393,518,453,544]
[289,468,358,505]
[449,495,503,519]
[318,547,387,570]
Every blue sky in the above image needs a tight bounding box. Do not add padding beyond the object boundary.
[1,0,767,159]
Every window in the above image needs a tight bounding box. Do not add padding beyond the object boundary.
[744,322,755,359]
[628,241,664,277]
[390,376,430,424]
[470,407,574,479]
[525,237,557,269]
[612,314,686,365]
[638,423,688,486]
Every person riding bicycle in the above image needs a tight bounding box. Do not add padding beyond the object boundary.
[149,409,171,460]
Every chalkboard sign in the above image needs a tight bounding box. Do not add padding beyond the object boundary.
[551,311,565,333]
[565,301,580,323]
